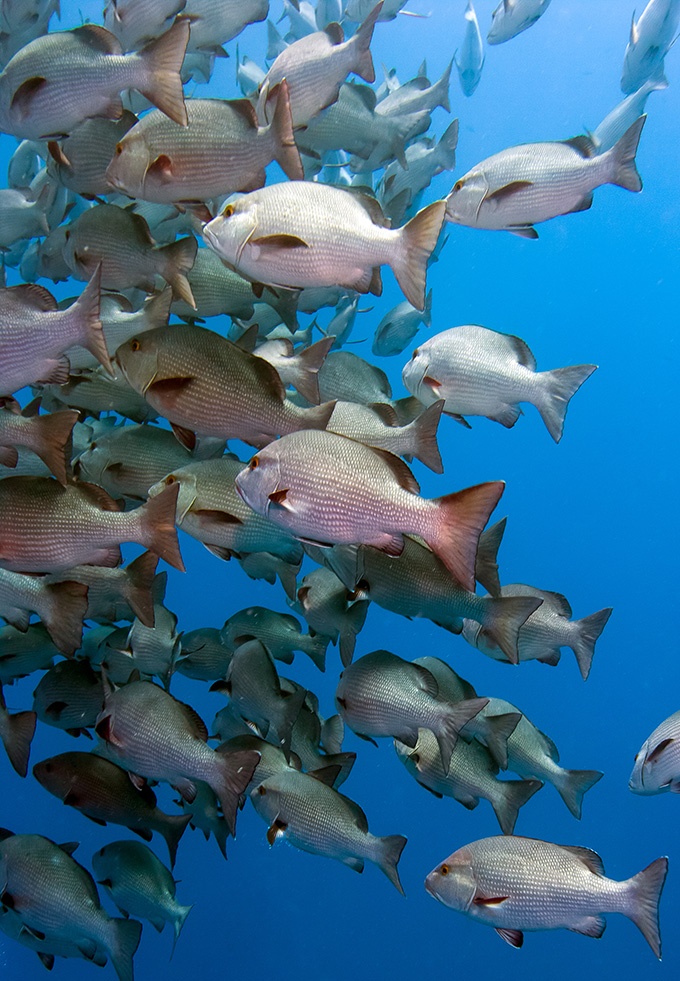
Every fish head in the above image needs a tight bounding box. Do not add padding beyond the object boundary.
[425,848,477,910]
[445,170,488,226]
[202,198,258,266]
[234,448,282,519]
[249,777,282,824]
[401,344,430,399]
[114,332,161,396]
[629,737,672,795]
[31,754,75,797]
[148,469,196,524]
[105,132,150,199]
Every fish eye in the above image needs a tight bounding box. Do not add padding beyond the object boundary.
[453,180,464,193]
[249,456,260,469]
[223,203,235,218]
[411,753,420,764]
[257,786,266,795]
[114,143,123,155]
[412,348,419,358]
[130,338,141,352]
[440,864,449,876]
[165,474,176,485]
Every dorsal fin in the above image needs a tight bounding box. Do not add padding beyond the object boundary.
[8,283,58,311]
[234,323,259,352]
[230,97,260,129]
[348,82,377,112]
[562,845,605,876]
[563,135,596,158]
[370,446,420,494]
[324,22,344,44]
[76,481,123,512]
[308,764,342,787]
[72,23,123,55]
[412,663,438,697]
[179,700,209,741]
[337,791,369,831]
[368,401,399,426]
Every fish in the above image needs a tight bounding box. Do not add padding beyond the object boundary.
[45,552,159,629]
[0,267,111,395]
[395,728,541,834]
[403,325,597,442]
[110,588,181,689]
[175,779,229,858]
[182,0,270,57]
[92,840,191,947]
[0,901,108,973]
[104,0,188,52]
[379,120,459,223]
[63,204,198,306]
[95,677,260,836]
[32,659,104,738]
[256,4,381,128]
[221,606,328,671]
[621,0,680,93]
[0,623,58,684]
[251,765,407,892]
[254,336,334,405]
[19,224,74,284]
[371,291,432,357]
[46,110,138,198]
[234,429,504,592]
[0,832,142,981]
[170,247,258,321]
[38,365,160,424]
[0,684,36,776]
[462,583,612,680]
[106,82,303,206]
[487,0,553,45]
[455,2,484,96]
[203,181,445,312]
[236,47,266,96]
[317,350,393,405]
[293,565,369,667]
[425,836,668,958]
[591,76,667,154]
[630,710,680,794]
[33,751,192,867]
[219,732,302,794]
[376,61,451,117]
[0,399,78,485]
[176,627,232,681]
[0,19,190,140]
[0,185,50,247]
[326,399,444,473]
[0,568,88,655]
[445,116,646,237]
[0,476,184,573]
[335,649,488,767]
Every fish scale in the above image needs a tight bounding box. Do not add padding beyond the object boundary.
[171,248,256,320]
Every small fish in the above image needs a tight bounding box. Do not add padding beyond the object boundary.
[92,840,191,946]
[176,627,232,681]
[591,77,667,154]
[376,61,451,117]
[251,765,407,892]
[487,0,552,45]
[110,588,181,689]
[0,568,88,655]
[403,325,597,442]
[425,836,668,958]
[182,0,270,58]
[254,336,334,405]
[221,606,328,671]
[621,0,680,93]
[0,19,190,140]
[455,2,484,96]
[372,291,432,357]
[104,0,188,52]
[0,185,49,247]
[203,181,445,312]
[0,623,57,684]
[317,349,393,405]
[234,429,504,591]
[38,364,160,424]
[630,710,680,794]
[32,659,104,738]
[327,399,444,472]
[379,120,459,224]
[445,117,646,237]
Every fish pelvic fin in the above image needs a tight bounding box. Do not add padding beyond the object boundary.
[156,811,191,869]
[393,200,446,311]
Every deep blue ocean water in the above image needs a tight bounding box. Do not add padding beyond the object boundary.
[0,1,677,978]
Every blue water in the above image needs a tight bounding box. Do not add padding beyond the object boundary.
[0,1,678,978]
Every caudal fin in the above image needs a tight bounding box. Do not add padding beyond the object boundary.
[436,117,459,168]
[535,363,597,442]
[351,1,383,82]
[211,748,261,837]
[157,811,192,869]
[571,607,612,681]
[288,336,334,405]
[393,201,446,311]
[480,711,522,770]
[138,18,190,126]
[555,767,603,819]
[124,551,160,628]
[481,593,543,665]
[160,236,198,308]
[303,632,329,672]
[432,59,453,112]
[625,856,668,959]
[608,114,646,191]
[72,265,112,375]
[171,902,192,952]
[373,832,407,895]
[1,709,36,777]
[339,599,369,667]
[137,482,185,572]
[406,399,444,473]
[30,409,78,485]
[492,778,543,835]
[108,917,142,981]
[269,79,304,181]
[42,580,89,655]
[427,480,505,592]
[475,516,506,597]
[436,697,489,769]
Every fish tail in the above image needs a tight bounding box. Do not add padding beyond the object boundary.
[107,917,142,981]
[305,632,329,671]
[607,114,646,191]
[405,399,444,473]
[287,336,334,405]
[477,711,521,770]
[571,607,613,681]
[393,200,446,311]
[319,751,356,786]
[170,903,193,953]
[437,697,489,769]
[624,856,668,959]
[268,79,304,181]
[157,811,191,869]
[352,1,382,83]
[339,600,369,667]
[122,550,160,627]
[437,117,459,168]
[159,236,198,308]
[42,580,89,655]
[554,768,603,819]
[491,778,542,835]
[474,516,507,597]
[422,287,433,326]
[320,713,345,755]
[137,482,185,572]
[373,833,407,895]
[434,58,453,112]
[427,480,505,591]
[71,265,113,375]
[534,363,597,442]
[137,17,190,127]
[141,286,173,330]
[211,748,261,837]
[1,709,36,777]
[480,593,543,665]
[29,408,78,485]
[274,685,308,760]
[299,398,337,432]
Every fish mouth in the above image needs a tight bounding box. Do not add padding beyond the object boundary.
[424,877,441,901]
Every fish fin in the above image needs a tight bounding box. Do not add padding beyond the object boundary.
[534,363,597,443]
[437,697,488,769]
[268,488,293,510]
[571,193,593,213]
[570,607,612,681]
[625,857,668,959]
[124,551,159,628]
[570,915,606,938]
[429,481,504,591]
[285,335,333,404]
[563,135,597,158]
[369,266,383,297]
[37,951,54,970]
[137,481,185,572]
[537,648,561,666]
[555,770,603,819]
[562,845,606,875]
[480,711,521,770]
[109,918,142,981]
[251,234,310,249]
[2,710,36,777]
[269,79,304,181]
[481,594,543,665]
[203,544,234,562]
[299,399,337,432]
[508,225,538,239]
[0,446,17,468]
[9,77,47,119]
[393,200,446,311]
[69,265,113,375]
[409,399,444,473]
[486,180,533,203]
[275,684,307,760]
[212,748,260,836]
[352,2,381,83]
[320,751,355,786]
[42,579,89,655]
[158,812,191,869]
[474,516,506,597]
[608,114,646,191]
[146,154,174,184]
[343,854,364,872]
[266,819,287,846]
[374,834,407,895]
[193,508,243,527]
[38,356,71,386]
[308,764,342,787]
[148,375,195,402]
[370,446,420,493]
[495,927,523,948]
[169,422,196,450]
[492,779,542,835]
[646,738,674,765]
[324,21,344,44]
[491,403,522,428]
[474,895,509,906]
[375,533,405,557]
[47,140,70,168]
[29,408,78,486]
[138,18,190,126]
[159,236,198,307]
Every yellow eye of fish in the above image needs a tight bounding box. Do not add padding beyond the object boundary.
[223,204,235,218]
[440,864,449,876]
[258,786,266,795]
[250,456,259,469]
[130,338,141,352]
[453,180,463,193]
[165,474,176,485]
[114,143,123,155]
[412,348,419,358]
[411,753,420,764]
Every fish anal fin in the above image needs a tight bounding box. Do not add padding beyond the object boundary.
[508,225,538,239]
[570,915,606,938]
[495,927,523,947]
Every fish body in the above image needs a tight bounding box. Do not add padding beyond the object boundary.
[456,2,484,96]
[327,399,443,472]
[222,606,327,671]
[32,659,104,736]
[0,567,87,655]
[0,400,77,485]
[182,0,269,56]
[104,0,188,51]
[376,61,451,116]
[621,0,680,92]
[630,710,680,794]
[0,623,57,683]
[177,627,232,681]
[171,247,256,321]
[487,0,552,44]
[38,366,160,423]
[425,836,667,958]
[44,552,159,628]
[592,77,667,153]
[372,292,432,357]
[445,117,646,237]
[46,111,138,198]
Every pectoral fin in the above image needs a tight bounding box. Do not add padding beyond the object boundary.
[486,181,533,203]
[266,819,287,845]
[508,225,539,239]
[495,927,523,947]
[474,895,509,906]
[268,489,293,510]
[251,234,310,250]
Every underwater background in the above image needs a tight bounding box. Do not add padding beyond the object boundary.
[0,1,678,979]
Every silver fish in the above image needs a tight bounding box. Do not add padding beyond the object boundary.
[293,565,369,667]
[104,0,188,52]
[630,710,680,794]
[379,120,458,223]
[621,0,680,93]
[221,606,328,671]
[46,110,138,198]
[455,2,484,96]
[0,568,87,655]
[371,291,432,357]
[183,0,269,57]
[487,0,552,45]
[591,77,667,154]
